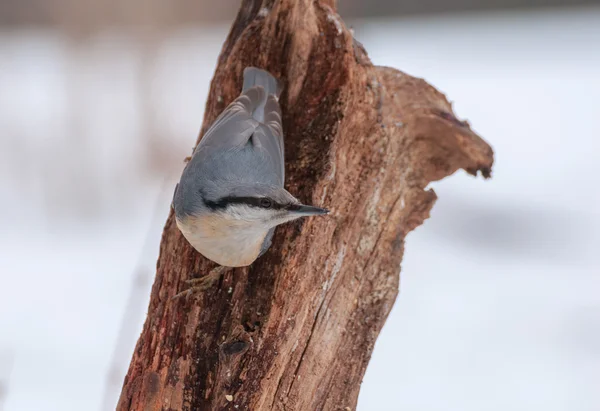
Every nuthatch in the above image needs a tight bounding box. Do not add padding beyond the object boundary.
[172,67,328,294]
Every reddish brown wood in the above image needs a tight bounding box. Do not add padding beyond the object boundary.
[118,1,494,410]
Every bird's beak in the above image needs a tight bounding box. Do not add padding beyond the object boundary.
[288,204,330,216]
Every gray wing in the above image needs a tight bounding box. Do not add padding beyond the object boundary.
[195,86,285,187]
[258,228,275,258]
[251,94,284,186]
[194,87,263,153]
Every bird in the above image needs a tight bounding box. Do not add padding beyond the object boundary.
[171,67,329,297]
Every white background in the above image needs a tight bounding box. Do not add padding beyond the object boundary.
[0,6,598,411]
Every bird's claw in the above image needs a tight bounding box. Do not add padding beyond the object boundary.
[172,266,227,300]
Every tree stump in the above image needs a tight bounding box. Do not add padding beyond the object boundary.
[118,0,494,410]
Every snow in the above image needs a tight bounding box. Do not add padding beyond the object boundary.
[0,6,599,411]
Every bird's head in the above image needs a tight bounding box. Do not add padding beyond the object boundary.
[173,181,328,235]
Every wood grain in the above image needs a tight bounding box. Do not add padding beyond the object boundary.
[118,1,494,410]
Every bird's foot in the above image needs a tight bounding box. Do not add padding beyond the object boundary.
[172,266,227,300]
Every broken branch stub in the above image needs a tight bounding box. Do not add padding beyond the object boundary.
[118,1,494,410]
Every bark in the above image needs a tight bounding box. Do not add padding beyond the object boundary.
[118,1,494,410]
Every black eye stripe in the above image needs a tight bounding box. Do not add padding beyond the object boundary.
[203,196,285,210]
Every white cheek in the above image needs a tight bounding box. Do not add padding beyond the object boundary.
[228,205,272,224]
[274,213,300,225]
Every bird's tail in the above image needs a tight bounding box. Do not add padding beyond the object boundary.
[243,67,281,98]
[242,67,282,123]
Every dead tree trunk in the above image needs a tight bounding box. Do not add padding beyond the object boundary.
[118,1,494,410]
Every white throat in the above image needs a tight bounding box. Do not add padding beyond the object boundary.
[176,212,269,267]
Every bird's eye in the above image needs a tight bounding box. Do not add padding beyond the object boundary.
[259,198,273,208]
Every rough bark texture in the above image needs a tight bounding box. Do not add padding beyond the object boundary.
[118,1,494,410]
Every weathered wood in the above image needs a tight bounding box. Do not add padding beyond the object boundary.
[118,1,494,410]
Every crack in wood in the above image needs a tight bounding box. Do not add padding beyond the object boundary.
[117,1,494,409]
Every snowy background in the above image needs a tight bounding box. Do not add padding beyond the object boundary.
[0,5,599,411]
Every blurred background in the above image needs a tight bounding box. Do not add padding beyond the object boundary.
[0,0,599,410]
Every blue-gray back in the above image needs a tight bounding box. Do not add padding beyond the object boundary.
[173,67,285,251]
